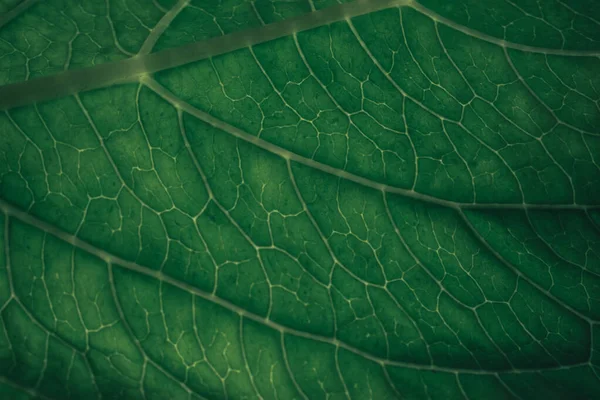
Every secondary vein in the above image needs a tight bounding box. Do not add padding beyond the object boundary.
[0,0,412,110]
[144,78,599,211]
[0,197,593,374]
[0,0,39,29]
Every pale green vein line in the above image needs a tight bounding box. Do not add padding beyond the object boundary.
[0,0,411,110]
[0,0,38,29]
[457,208,596,325]
[381,366,403,399]
[238,318,264,399]
[0,198,593,374]
[138,0,190,55]
[250,1,266,25]
[0,375,54,400]
[524,211,600,279]
[280,332,310,400]
[2,203,14,308]
[107,264,208,400]
[557,0,600,26]
[334,346,351,400]
[586,210,600,234]
[494,375,524,400]
[454,373,469,400]
[382,192,515,367]
[503,46,598,138]
[592,359,600,382]
[410,1,600,57]
[144,78,600,211]
[1,0,598,112]
[287,159,433,353]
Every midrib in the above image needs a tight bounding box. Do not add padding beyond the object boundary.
[0,0,412,110]
[2,0,598,111]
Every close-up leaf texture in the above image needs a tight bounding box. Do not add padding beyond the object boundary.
[0,0,599,399]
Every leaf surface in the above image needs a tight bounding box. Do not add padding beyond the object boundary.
[0,0,599,399]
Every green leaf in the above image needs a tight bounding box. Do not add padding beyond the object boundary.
[1,0,599,399]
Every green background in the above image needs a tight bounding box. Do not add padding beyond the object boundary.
[0,0,599,398]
